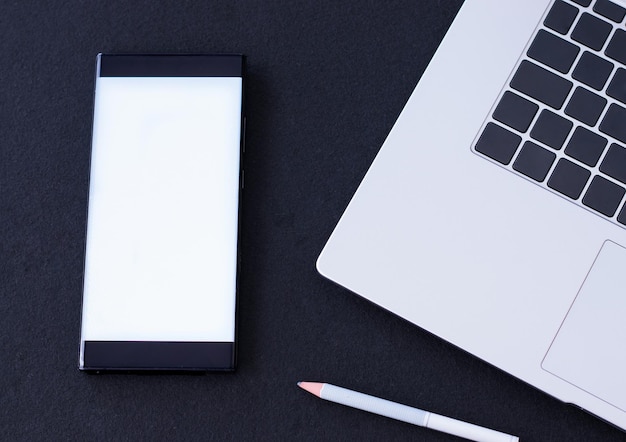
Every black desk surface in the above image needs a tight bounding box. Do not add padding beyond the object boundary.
[1,1,624,441]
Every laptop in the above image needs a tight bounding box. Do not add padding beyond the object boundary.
[317,0,626,431]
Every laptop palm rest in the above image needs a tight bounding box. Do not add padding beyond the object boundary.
[542,240,626,412]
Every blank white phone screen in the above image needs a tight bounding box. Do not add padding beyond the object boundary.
[82,76,242,342]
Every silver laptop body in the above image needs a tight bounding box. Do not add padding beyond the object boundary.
[318,0,626,430]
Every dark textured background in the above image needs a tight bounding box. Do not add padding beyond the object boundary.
[1,1,624,440]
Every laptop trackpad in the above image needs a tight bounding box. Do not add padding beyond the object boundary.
[542,240,626,412]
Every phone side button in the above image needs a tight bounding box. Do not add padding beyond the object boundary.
[242,116,246,153]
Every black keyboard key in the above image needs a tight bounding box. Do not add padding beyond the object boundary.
[565,87,607,126]
[607,68,626,104]
[594,0,626,23]
[606,29,626,65]
[600,103,626,144]
[583,175,626,216]
[571,12,613,51]
[571,0,591,6]
[572,51,614,91]
[492,91,538,133]
[530,109,573,149]
[475,122,521,165]
[548,158,591,199]
[600,144,626,185]
[565,126,608,166]
[618,204,626,225]
[513,141,556,182]
[544,0,580,35]
[510,60,573,109]
[528,30,580,73]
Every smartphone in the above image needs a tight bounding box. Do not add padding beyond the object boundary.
[79,54,245,371]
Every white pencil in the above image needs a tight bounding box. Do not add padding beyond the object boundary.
[298,382,519,442]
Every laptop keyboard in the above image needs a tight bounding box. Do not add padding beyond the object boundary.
[473,0,626,226]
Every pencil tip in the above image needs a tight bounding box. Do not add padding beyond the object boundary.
[298,381,323,397]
